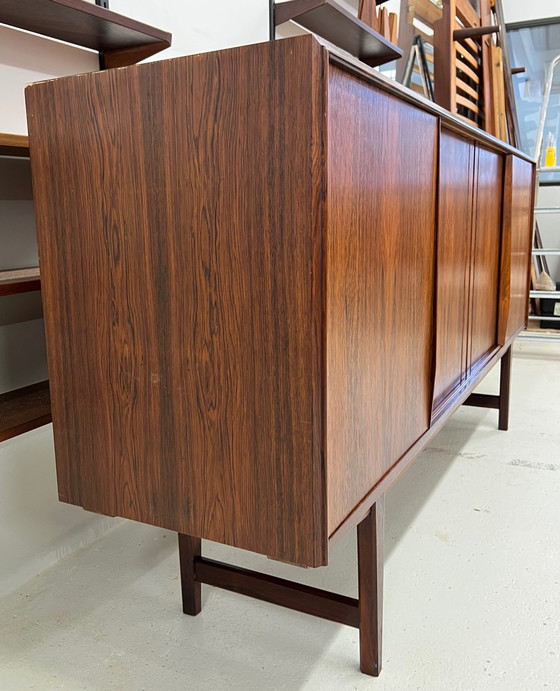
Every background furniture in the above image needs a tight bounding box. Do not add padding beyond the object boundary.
[397,0,520,143]
[274,0,402,66]
[25,34,534,675]
[0,0,170,443]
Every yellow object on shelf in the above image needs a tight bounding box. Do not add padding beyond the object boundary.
[545,132,557,167]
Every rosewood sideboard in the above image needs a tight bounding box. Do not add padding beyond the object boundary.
[25,35,534,676]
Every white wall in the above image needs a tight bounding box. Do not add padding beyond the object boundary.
[0,27,108,596]
[0,26,99,136]
[504,1,560,24]
[0,0,269,597]
[110,0,269,59]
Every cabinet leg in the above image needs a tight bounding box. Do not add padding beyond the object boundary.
[178,533,201,615]
[498,346,512,431]
[357,495,385,677]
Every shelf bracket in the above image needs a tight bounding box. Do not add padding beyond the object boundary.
[96,0,109,69]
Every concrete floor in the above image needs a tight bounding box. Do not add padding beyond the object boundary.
[1,341,559,691]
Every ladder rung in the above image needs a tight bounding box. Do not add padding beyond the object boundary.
[538,166,560,173]
[532,249,560,255]
[534,207,560,214]
[528,315,560,321]
[530,291,560,298]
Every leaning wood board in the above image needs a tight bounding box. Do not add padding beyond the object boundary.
[25,35,534,568]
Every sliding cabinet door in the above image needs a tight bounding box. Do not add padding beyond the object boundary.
[433,129,474,412]
[469,145,503,370]
[326,67,438,535]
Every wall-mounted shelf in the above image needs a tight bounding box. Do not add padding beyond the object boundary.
[274,0,402,68]
[0,268,41,296]
[0,0,171,68]
[530,290,560,299]
[0,381,51,442]
[0,133,30,157]
[1,3,171,445]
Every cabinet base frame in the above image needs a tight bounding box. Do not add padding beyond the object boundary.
[463,345,512,430]
[178,499,385,677]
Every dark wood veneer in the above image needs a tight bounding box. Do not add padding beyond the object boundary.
[469,145,503,368]
[0,133,30,158]
[26,32,535,565]
[0,268,41,296]
[194,557,360,628]
[326,65,437,536]
[25,34,535,676]
[433,130,473,409]
[506,156,535,340]
[0,381,51,442]
[27,37,327,567]
[275,0,402,67]
[358,499,384,676]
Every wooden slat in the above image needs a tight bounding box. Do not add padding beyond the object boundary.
[456,43,479,70]
[414,26,434,45]
[409,0,442,26]
[358,0,379,32]
[0,381,51,442]
[389,12,398,45]
[490,43,507,141]
[479,0,495,136]
[378,6,389,40]
[456,0,480,29]
[0,133,30,157]
[456,94,480,114]
[460,35,481,59]
[454,26,479,56]
[412,63,434,82]
[456,76,480,102]
[408,81,428,94]
[0,0,171,68]
[456,56,480,83]
[456,113,479,127]
[0,267,41,296]
[493,0,521,147]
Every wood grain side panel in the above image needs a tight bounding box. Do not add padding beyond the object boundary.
[506,156,534,340]
[326,66,437,536]
[433,129,473,408]
[26,36,327,567]
[470,145,503,368]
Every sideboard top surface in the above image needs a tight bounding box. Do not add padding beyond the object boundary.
[26,33,532,163]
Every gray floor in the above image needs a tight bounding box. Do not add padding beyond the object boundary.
[1,341,559,691]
